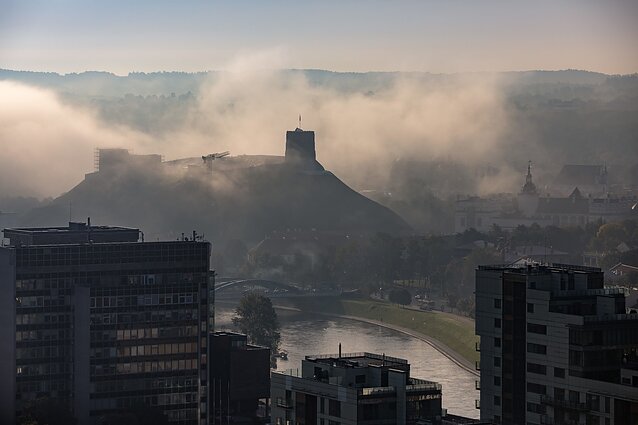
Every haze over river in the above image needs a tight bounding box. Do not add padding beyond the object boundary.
[216,305,479,418]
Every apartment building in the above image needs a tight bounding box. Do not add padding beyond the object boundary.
[475,263,638,425]
[0,221,213,425]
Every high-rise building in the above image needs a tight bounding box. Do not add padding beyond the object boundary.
[475,263,638,425]
[0,222,213,425]
[209,332,270,424]
[271,351,443,425]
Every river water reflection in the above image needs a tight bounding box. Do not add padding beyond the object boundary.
[216,305,479,418]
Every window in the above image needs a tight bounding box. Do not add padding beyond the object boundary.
[569,390,580,403]
[527,382,546,395]
[493,416,500,424]
[527,343,546,355]
[527,362,546,375]
[329,399,341,417]
[494,376,501,386]
[494,298,501,309]
[320,397,325,413]
[494,395,501,406]
[586,414,600,425]
[586,394,600,412]
[355,375,366,384]
[527,303,534,313]
[527,322,547,334]
[494,356,501,367]
[494,318,501,328]
[494,337,501,348]
[554,367,565,378]
[527,402,545,414]
[361,404,379,420]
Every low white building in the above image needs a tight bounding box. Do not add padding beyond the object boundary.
[455,164,636,233]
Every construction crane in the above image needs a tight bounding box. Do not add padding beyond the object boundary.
[202,151,230,172]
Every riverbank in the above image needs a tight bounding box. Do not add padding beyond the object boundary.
[275,297,479,372]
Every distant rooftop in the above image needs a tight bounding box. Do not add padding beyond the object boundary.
[3,220,140,246]
[478,263,602,274]
[555,164,607,186]
[305,352,408,370]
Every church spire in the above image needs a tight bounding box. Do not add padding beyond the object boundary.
[522,160,538,195]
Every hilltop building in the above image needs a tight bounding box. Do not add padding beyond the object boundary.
[475,263,638,425]
[455,163,636,233]
[0,222,213,425]
[95,148,162,172]
[285,128,325,172]
[271,351,444,425]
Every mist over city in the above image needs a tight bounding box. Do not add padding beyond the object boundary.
[1,1,638,425]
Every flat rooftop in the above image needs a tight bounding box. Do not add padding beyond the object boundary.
[478,263,602,274]
[3,221,140,246]
[305,352,408,369]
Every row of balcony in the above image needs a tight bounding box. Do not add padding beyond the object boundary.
[540,414,579,425]
[540,395,588,411]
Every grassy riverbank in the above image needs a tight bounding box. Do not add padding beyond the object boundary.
[281,297,479,364]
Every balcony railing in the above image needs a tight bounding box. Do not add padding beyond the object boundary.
[360,386,396,396]
[306,352,407,364]
[583,313,638,323]
[476,341,481,352]
[475,380,480,390]
[275,368,302,378]
[540,395,588,411]
[475,399,480,409]
[475,361,480,371]
[406,378,442,392]
[276,399,294,409]
[542,417,579,425]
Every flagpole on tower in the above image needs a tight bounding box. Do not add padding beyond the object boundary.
[299,114,302,129]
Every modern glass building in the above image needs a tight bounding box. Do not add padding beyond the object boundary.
[475,263,638,425]
[0,222,213,425]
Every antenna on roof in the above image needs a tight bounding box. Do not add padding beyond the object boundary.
[298,114,302,129]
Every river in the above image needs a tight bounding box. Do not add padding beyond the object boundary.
[216,304,479,418]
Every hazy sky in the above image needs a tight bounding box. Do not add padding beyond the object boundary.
[1,0,637,74]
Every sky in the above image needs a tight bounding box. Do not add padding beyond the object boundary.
[1,0,637,75]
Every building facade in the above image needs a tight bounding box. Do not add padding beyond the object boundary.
[475,263,638,425]
[0,222,213,425]
[210,332,270,424]
[454,164,637,234]
[271,351,443,425]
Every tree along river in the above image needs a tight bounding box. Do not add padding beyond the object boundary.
[216,305,479,419]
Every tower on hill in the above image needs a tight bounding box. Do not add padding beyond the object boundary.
[285,128,316,162]
[284,127,324,172]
